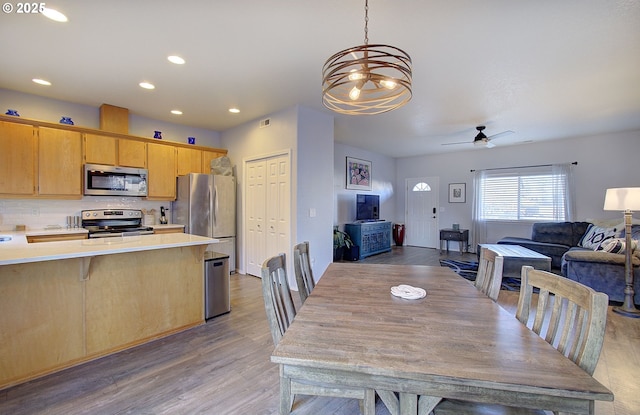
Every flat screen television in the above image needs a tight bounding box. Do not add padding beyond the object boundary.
[356,194,380,221]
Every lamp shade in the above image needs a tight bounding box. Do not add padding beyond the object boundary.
[604,187,640,211]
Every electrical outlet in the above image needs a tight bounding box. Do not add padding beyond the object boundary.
[31,208,39,216]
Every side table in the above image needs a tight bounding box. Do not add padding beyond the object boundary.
[440,228,469,254]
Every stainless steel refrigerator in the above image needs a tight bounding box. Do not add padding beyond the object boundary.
[172,173,236,272]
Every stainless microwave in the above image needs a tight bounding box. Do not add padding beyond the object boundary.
[84,164,148,197]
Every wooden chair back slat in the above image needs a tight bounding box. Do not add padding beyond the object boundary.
[293,241,315,304]
[261,253,296,346]
[474,247,504,302]
[516,266,609,375]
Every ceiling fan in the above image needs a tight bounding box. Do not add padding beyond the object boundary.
[442,126,515,149]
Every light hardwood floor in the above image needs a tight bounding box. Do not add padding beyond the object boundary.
[0,246,637,414]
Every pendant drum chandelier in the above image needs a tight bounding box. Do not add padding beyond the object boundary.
[322,0,412,115]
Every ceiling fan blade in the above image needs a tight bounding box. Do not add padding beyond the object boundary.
[485,141,496,149]
[441,141,471,146]
[487,130,515,140]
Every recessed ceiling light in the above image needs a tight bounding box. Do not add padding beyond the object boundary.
[229,108,240,114]
[42,8,68,22]
[167,55,185,65]
[171,110,183,115]
[32,78,51,86]
[139,82,155,90]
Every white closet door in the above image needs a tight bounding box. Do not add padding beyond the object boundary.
[245,153,291,277]
[246,160,266,277]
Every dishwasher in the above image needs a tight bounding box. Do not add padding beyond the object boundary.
[204,251,230,319]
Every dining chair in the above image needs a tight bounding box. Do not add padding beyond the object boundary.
[261,254,376,415]
[474,246,504,302]
[293,241,315,304]
[430,265,609,415]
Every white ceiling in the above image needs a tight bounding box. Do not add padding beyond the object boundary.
[1,1,639,158]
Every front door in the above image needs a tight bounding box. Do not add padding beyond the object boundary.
[405,177,439,248]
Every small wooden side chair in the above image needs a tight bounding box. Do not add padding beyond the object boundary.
[261,254,376,415]
[474,246,504,302]
[431,265,609,415]
[293,241,315,304]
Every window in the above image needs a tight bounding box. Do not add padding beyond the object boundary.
[412,182,431,192]
[476,164,573,222]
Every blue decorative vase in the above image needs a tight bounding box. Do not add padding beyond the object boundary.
[60,116,74,125]
[188,136,196,145]
[153,131,162,139]
[5,109,19,116]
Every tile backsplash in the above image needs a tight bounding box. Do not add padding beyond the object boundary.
[0,197,169,231]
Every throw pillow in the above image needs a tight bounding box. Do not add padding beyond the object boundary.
[621,224,640,241]
[597,238,638,254]
[578,224,620,250]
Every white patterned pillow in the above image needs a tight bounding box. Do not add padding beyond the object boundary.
[597,238,638,254]
[578,224,620,250]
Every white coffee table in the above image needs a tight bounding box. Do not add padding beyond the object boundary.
[479,244,552,277]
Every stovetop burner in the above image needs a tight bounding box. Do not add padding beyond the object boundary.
[82,209,154,238]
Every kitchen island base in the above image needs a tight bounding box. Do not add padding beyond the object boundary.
[0,245,205,390]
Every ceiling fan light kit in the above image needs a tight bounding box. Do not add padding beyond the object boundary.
[442,125,514,148]
[322,0,412,115]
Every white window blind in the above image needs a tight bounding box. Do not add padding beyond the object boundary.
[477,164,573,222]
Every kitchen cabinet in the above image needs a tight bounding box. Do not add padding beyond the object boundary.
[0,121,36,196]
[177,146,203,175]
[147,142,176,200]
[203,149,226,173]
[84,133,117,165]
[118,138,147,168]
[38,127,82,198]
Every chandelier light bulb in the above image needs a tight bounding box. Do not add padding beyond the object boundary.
[349,86,361,100]
[349,70,365,81]
[380,79,397,89]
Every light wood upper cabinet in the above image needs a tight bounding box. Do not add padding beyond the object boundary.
[147,142,176,200]
[177,147,203,175]
[0,121,36,196]
[118,139,147,168]
[84,133,117,165]
[38,127,82,198]
[203,149,226,174]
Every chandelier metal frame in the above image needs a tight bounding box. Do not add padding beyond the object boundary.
[322,0,412,115]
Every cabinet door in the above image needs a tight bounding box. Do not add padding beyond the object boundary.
[176,147,203,175]
[0,121,36,196]
[38,127,82,197]
[118,139,147,168]
[84,133,117,165]
[147,142,176,199]
[202,150,226,174]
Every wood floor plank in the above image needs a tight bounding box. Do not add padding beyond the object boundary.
[0,246,636,415]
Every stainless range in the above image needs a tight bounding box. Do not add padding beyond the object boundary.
[81,209,154,238]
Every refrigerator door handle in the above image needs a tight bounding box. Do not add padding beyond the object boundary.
[212,184,218,227]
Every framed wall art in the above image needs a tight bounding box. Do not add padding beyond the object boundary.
[448,183,466,203]
[346,157,372,190]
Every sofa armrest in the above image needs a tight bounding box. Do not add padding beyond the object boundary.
[562,248,640,266]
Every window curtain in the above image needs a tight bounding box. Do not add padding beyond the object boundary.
[552,163,576,221]
[471,169,488,246]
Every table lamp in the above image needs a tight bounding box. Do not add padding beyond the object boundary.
[604,187,640,318]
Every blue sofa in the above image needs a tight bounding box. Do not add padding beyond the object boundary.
[498,221,640,305]
[497,221,591,269]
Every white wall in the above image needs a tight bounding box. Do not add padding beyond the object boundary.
[0,88,222,147]
[296,106,334,279]
[334,143,396,228]
[221,105,334,285]
[395,129,640,246]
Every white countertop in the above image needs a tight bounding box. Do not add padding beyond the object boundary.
[0,231,217,266]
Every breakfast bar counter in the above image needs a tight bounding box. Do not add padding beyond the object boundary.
[0,233,216,390]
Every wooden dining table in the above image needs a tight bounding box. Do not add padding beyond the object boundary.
[270,263,613,415]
